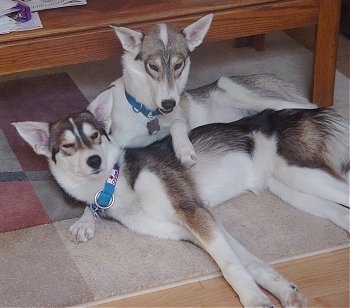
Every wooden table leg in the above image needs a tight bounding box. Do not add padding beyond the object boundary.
[233,34,265,51]
[311,0,341,107]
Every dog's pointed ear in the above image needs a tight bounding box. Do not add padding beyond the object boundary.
[87,87,114,132]
[12,121,50,157]
[110,25,143,53]
[183,14,213,51]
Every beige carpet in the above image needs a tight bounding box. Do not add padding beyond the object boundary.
[0,31,349,307]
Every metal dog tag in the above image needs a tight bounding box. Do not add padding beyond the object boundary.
[147,118,160,135]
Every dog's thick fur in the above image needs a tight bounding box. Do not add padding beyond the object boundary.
[13,104,349,307]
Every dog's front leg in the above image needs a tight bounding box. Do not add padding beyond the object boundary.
[223,230,307,307]
[178,201,273,307]
[68,206,96,242]
[169,119,197,167]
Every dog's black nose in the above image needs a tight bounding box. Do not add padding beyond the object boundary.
[161,99,176,110]
[87,155,101,170]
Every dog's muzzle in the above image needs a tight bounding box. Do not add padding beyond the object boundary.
[87,155,102,170]
[160,99,176,114]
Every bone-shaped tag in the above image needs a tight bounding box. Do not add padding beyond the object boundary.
[147,118,160,135]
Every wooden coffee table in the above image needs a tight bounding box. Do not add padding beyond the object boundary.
[0,0,340,106]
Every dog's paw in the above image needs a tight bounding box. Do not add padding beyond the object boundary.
[175,142,197,167]
[281,284,307,308]
[241,292,274,308]
[68,219,96,243]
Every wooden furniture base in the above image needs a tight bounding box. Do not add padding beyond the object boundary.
[233,35,266,51]
[0,0,341,107]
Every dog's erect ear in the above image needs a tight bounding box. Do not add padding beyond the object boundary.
[110,25,143,54]
[183,14,213,51]
[12,121,50,157]
[87,87,114,133]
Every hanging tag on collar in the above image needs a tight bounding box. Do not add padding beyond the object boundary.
[147,118,160,135]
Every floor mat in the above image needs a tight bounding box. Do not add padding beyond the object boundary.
[0,33,348,307]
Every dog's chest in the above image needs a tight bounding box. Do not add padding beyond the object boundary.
[114,114,169,148]
[113,95,185,148]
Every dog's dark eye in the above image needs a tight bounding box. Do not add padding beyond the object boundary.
[62,143,74,149]
[148,64,159,72]
[90,132,99,139]
[174,62,183,70]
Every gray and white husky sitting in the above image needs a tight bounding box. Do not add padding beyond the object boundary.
[13,103,349,307]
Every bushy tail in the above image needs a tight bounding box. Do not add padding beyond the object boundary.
[228,74,310,103]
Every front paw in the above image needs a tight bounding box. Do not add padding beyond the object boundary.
[281,284,307,308]
[68,219,96,243]
[241,292,274,308]
[175,142,197,167]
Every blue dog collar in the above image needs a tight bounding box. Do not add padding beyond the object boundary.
[125,91,161,118]
[90,163,120,217]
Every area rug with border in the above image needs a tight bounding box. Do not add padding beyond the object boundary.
[0,35,349,307]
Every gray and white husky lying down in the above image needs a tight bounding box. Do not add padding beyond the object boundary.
[13,106,349,307]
